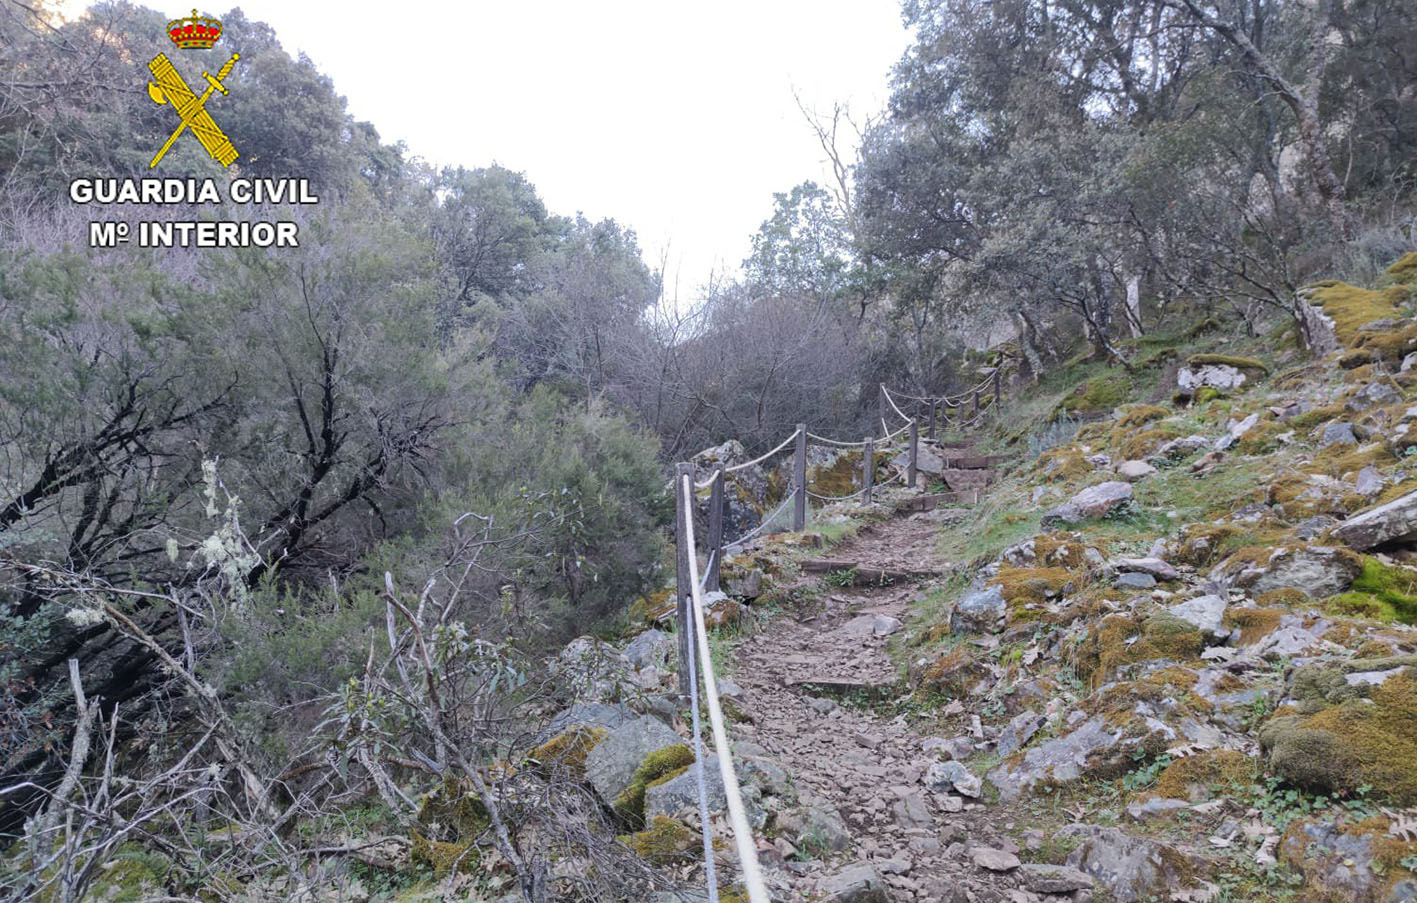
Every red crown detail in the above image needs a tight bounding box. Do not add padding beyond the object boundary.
[167,9,222,49]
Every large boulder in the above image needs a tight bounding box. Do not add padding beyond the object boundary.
[1334,490,1417,549]
[777,805,851,853]
[1059,824,1199,902]
[584,716,683,806]
[950,583,1007,635]
[1042,481,1133,526]
[553,636,634,702]
[645,756,726,820]
[818,864,888,903]
[1279,817,1412,903]
[1168,594,1227,639]
[539,701,635,744]
[622,628,675,671]
[1213,546,1361,597]
[987,716,1126,800]
[1178,364,1247,392]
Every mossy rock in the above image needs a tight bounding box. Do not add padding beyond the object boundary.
[1115,405,1170,429]
[1224,607,1284,645]
[809,450,863,500]
[1187,353,1269,374]
[1309,280,1400,346]
[1153,749,1255,801]
[1324,557,1417,625]
[990,566,1074,604]
[1354,319,1417,362]
[1386,251,1417,286]
[86,848,169,903]
[1036,445,1092,483]
[1116,425,1183,461]
[1255,588,1310,608]
[1169,523,1242,568]
[528,725,607,780]
[1233,420,1286,456]
[1058,375,1130,415]
[410,831,478,877]
[1033,532,1100,570]
[1072,612,1204,688]
[1340,349,1377,369]
[618,815,696,864]
[1262,669,1417,803]
[613,744,694,826]
[1289,403,1347,430]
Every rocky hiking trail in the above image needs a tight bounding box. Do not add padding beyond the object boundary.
[724,479,1093,902]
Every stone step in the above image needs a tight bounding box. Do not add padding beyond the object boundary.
[894,492,979,511]
[800,559,947,584]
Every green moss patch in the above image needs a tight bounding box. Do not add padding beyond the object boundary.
[1261,669,1417,803]
[613,744,694,825]
[1324,557,1417,625]
[1187,353,1269,374]
[1310,280,1399,345]
[1154,749,1255,801]
[528,725,606,780]
[1057,375,1130,415]
[1387,251,1417,285]
[618,816,696,863]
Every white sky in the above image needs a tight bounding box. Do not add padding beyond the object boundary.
[61,1,911,299]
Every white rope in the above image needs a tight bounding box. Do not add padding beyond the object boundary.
[694,468,722,491]
[881,385,911,424]
[679,476,771,903]
[727,491,796,547]
[879,421,912,443]
[699,548,717,593]
[725,428,801,474]
[807,487,867,502]
[684,603,719,902]
[806,432,867,448]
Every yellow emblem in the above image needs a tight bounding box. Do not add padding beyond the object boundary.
[146,52,239,169]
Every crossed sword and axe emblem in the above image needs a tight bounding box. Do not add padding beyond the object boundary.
[147,52,240,169]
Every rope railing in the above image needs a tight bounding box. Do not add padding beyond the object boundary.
[725,428,802,475]
[678,474,771,903]
[805,431,867,448]
[665,375,1010,898]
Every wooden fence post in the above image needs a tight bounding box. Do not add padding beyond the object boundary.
[928,401,937,440]
[862,436,874,504]
[706,466,724,592]
[973,388,981,418]
[877,385,886,435]
[674,462,694,698]
[908,419,919,489]
[993,368,1003,411]
[792,424,807,531]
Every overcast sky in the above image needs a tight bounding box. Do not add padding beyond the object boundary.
[61,1,911,299]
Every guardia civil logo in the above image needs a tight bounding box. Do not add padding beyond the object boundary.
[147,9,239,169]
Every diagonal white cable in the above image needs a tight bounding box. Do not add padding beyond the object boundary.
[685,604,719,902]
[805,432,867,448]
[726,428,802,474]
[679,475,770,903]
[881,385,911,423]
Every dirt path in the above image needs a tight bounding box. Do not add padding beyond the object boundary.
[728,508,1022,902]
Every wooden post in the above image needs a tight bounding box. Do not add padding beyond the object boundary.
[673,462,694,698]
[706,466,724,592]
[928,401,937,440]
[792,424,807,531]
[973,388,981,418]
[993,368,1002,410]
[908,419,919,489]
[862,436,874,503]
[877,385,886,436]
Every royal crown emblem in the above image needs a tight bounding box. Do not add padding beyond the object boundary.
[167,9,222,49]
